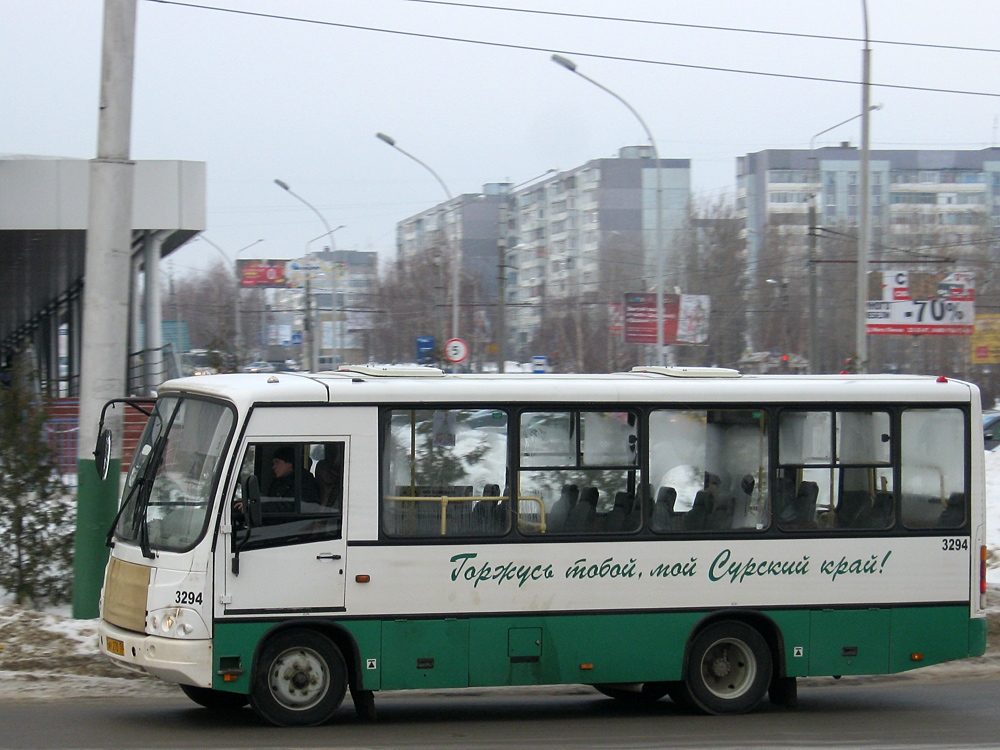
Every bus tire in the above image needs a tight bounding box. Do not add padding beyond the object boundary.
[684,621,772,715]
[250,629,348,726]
[769,675,798,708]
[179,684,249,711]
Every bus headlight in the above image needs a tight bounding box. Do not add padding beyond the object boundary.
[147,608,209,639]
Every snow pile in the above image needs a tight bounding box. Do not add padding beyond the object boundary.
[984,450,1000,583]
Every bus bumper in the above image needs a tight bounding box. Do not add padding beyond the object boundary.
[98,620,213,687]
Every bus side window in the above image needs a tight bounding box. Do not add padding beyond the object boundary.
[381,408,510,538]
[236,442,342,549]
[649,409,768,533]
[900,409,966,529]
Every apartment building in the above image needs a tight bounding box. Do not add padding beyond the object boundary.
[394,146,690,358]
[737,146,1000,273]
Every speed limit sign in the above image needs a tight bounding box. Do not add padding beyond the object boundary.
[444,338,469,363]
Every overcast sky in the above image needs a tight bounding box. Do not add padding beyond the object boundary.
[3,0,999,277]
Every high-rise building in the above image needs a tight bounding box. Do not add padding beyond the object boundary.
[737,145,1000,274]
[393,147,691,360]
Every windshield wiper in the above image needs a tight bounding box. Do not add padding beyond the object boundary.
[105,400,182,557]
[135,434,169,559]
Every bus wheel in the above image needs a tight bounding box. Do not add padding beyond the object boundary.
[179,684,249,711]
[250,629,348,726]
[684,621,772,715]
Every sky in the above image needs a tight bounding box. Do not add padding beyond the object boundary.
[2,0,1000,278]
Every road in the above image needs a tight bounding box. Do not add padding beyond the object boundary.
[2,679,999,750]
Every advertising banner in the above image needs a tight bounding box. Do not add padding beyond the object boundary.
[623,293,679,344]
[867,271,974,336]
[972,314,1000,364]
[237,259,288,288]
[624,293,709,344]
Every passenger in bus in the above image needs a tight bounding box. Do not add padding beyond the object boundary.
[267,446,319,502]
[314,459,342,510]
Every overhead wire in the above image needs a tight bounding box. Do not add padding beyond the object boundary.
[143,0,1000,99]
[396,0,1000,56]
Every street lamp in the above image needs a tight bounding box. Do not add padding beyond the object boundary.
[808,104,882,373]
[197,235,264,366]
[551,53,667,367]
[304,226,345,366]
[858,0,873,373]
[306,226,344,254]
[274,178,338,372]
[376,132,461,343]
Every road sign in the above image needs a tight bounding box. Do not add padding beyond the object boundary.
[416,336,435,364]
[444,338,469,363]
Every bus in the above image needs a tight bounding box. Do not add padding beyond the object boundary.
[96,365,988,726]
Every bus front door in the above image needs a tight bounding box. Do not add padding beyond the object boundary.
[221,439,349,614]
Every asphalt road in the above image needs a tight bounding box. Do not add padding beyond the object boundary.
[2,679,1000,750]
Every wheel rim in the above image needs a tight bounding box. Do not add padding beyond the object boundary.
[267,646,330,711]
[698,637,756,700]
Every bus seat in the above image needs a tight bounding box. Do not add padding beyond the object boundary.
[566,486,598,532]
[604,491,633,532]
[547,483,578,532]
[683,490,713,531]
[863,491,894,528]
[781,481,818,529]
[651,486,678,532]
[710,494,735,530]
[836,490,870,528]
[937,492,965,528]
[483,483,501,497]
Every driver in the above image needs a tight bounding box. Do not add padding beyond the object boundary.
[267,445,319,502]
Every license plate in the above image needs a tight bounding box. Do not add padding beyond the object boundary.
[106,637,125,656]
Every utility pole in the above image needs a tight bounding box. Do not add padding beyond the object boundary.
[857,1,873,372]
[74,0,137,619]
[496,195,509,372]
[809,197,819,373]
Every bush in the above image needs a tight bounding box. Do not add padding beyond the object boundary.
[0,358,74,605]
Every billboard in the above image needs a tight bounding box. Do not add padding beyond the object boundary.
[237,259,289,288]
[866,271,974,336]
[623,293,710,345]
[972,314,1000,364]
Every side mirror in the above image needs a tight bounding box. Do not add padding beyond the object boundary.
[244,474,262,528]
[94,428,113,481]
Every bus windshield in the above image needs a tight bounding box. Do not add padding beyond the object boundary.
[113,396,235,553]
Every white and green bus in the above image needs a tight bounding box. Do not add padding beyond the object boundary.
[96,366,988,726]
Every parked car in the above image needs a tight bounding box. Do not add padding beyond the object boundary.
[984,411,1000,450]
[240,361,276,373]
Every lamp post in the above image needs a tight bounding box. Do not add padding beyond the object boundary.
[305,225,345,365]
[551,54,667,367]
[857,0,873,372]
[197,236,263,367]
[808,104,881,373]
[376,132,460,343]
[274,179,338,372]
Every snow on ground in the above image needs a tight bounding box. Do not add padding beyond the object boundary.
[2,454,1000,700]
[985,450,1000,583]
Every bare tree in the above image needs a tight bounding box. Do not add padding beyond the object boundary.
[680,198,748,367]
[169,262,237,364]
